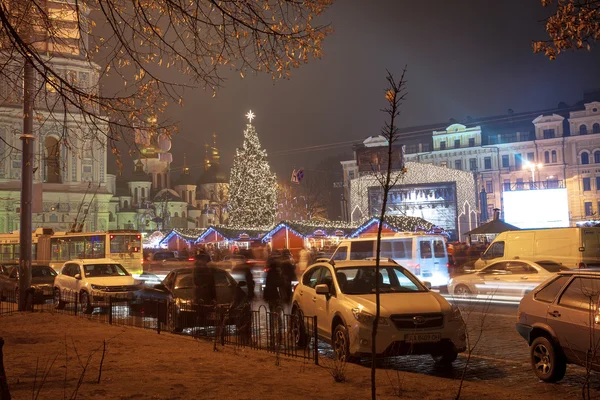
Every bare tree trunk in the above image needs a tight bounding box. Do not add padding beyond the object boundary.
[371,67,408,400]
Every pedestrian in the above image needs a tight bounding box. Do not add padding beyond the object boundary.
[297,247,309,275]
[193,262,217,305]
[195,248,211,264]
[263,257,282,313]
[279,258,296,308]
[240,262,255,302]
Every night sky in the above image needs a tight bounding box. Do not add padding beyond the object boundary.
[116,0,600,183]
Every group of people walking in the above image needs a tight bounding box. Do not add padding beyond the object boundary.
[263,250,297,312]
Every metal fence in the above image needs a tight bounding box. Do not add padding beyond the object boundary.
[0,288,319,364]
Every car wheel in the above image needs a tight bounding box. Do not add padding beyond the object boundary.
[291,306,307,348]
[80,291,93,314]
[54,288,65,310]
[333,324,356,362]
[531,336,567,382]
[454,284,472,297]
[167,305,183,333]
[432,346,458,365]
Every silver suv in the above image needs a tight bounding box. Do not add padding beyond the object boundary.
[291,260,466,363]
[516,269,600,382]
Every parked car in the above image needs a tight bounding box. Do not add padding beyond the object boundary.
[448,259,568,297]
[134,266,248,332]
[144,250,196,273]
[516,269,600,382]
[53,259,141,314]
[0,265,56,304]
[291,260,466,363]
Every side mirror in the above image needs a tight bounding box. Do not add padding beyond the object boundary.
[153,283,167,291]
[74,274,81,280]
[422,281,432,290]
[237,281,247,288]
[315,284,330,296]
[579,247,585,252]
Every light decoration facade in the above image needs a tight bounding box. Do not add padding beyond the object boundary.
[349,216,439,238]
[349,162,477,240]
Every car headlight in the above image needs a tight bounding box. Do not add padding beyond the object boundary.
[351,308,389,326]
[448,305,463,322]
[91,284,107,290]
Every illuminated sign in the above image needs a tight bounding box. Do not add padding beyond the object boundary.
[503,188,569,229]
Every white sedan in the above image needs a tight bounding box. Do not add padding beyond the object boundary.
[448,259,568,297]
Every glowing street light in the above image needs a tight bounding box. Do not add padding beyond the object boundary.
[523,161,543,183]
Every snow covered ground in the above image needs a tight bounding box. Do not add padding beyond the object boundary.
[0,313,545,399]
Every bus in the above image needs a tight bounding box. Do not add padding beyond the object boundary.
[0,229,144,275]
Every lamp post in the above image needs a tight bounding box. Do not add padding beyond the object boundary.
[523,162,543,188]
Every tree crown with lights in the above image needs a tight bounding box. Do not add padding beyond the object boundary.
[228,112,277,228]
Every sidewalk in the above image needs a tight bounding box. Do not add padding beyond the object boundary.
[0,313,565,399]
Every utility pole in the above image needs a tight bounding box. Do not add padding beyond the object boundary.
[18,59,34,311]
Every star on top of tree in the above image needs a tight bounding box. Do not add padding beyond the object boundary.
[246,110,255,123]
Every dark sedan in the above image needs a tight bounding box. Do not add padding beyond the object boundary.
[133,266,249,332]
[0,265,57,304]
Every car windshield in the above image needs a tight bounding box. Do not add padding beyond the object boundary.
[336,266,426,295]
[84,263,129,277]
[536,261,569,273]
[31,266,57,278]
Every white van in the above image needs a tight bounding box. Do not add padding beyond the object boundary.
[330,233,450,287]
[474,227,600,269]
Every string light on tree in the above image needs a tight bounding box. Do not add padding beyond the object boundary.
[228,111,277,228]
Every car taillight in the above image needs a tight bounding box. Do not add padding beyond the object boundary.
[140,259,144,265]
[264,268,269,272]
[188,257,195,261]
[414,264,421,275]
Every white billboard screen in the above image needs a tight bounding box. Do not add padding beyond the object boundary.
[503,189,569,229]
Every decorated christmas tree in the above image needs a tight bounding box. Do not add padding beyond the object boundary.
[228,111,277,228]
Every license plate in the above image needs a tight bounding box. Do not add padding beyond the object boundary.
[405,333,441,343]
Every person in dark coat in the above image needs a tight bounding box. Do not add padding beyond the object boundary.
[195,249,212,264]
[192,263,217,306]
[279,259,296,307]
[263,257,282,312]
[239,262,255,302]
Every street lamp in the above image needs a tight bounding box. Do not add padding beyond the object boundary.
[523,162,543,186]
